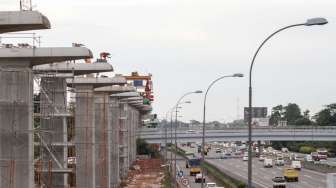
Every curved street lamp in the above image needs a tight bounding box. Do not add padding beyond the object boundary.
[174,90,202,187]
[247,17,328,188]
[201,73,244,188]
[167,100,192,176]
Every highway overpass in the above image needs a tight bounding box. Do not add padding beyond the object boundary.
[138,127,336,143]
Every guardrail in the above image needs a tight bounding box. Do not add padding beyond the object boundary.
[139,125,336,132]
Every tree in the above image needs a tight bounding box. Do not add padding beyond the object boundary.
[315,109,335,126]
[284,103,302,124]
[269,105,284,126]
[190,120,201,125]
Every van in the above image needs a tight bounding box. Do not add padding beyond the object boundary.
[291,160,301,170]
[264,158,273,168]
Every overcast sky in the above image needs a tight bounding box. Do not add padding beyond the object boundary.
[3,0,336,122]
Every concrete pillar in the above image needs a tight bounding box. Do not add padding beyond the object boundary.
[94,93,110,188]
[0,61,34,188]
[75,85,96,188]
[109,97,120,188]
[39,76,69,188]
[119,102,129,180]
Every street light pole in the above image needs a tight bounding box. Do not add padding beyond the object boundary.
[167,101,190,183]
[201,73,243,188]
[247,18,328,188]
[174,91,202,188]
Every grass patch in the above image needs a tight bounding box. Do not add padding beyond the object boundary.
[171,145,246,188]
[201,161,246,188]
[162,168,173,188]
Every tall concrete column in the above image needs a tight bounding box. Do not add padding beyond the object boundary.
[109,97,120,188]
[94,92,109,188]
[0,61,34,188]
[39,75,69,188]
[34,62,114,188]
[0,46,92,188]
[75,84,96,188]
[94,85,136,188]
[68,77,126,188]
[119,102,129,180]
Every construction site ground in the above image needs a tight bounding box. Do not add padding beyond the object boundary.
[123,158,165,188]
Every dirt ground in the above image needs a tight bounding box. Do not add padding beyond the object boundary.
[123,158,165,188]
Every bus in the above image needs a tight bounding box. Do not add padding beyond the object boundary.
[185,157,201,176]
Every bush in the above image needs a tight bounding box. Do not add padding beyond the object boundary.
[299,146,316,154]
[136,138,160,158]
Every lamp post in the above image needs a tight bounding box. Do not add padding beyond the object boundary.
[200,73,244,188]
[168,100,192,181]
[247,17,328,188]
[174,90,202,187]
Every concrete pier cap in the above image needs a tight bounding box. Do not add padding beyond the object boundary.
[66,76,127,88]
[110,91,140,98]
[33,61,113,75]
[0,47,93,66]
[120,96,143,102]
[94,85,136,93]
[0,11,50,34]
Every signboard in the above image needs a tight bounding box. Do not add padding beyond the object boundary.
[244,107,267,122]
[252,117,270,127]
[181,177,189,186]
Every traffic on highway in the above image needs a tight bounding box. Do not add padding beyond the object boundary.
[174,140,331,188]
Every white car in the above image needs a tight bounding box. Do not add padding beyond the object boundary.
[291,160,302,170]
[259,155,265,161]
[206,183,217,188]
[275,157,285,166]
[243,156,248,161]
[264,158,273,168]
[195,173,205,183]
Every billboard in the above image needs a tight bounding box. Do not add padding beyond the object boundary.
[244,107,267,122]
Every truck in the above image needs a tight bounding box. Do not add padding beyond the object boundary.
[264,158,273,168]
[291,160,302,170]
[283,168,299,182]
[317,148,328,160]
[186,157,201,176]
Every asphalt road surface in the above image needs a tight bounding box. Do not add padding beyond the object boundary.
[165,151,216,188]
[180,145,326,188]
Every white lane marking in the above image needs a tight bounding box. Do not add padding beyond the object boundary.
[304,174,312,178]
[302,168,325,176]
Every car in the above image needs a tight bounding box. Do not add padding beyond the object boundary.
[264,158,273,168]
[272,176,286,188]
[186,130,196,134]
[281,147,289,153]
[275,157,285,166]
[259,155,265,161]
[215,148,221,153]
[195,173,205,183]
[206,182,217,188]
[291,160,301,170]
[305,154,313,162]
[243,156,248,161]
[221,152,231,159]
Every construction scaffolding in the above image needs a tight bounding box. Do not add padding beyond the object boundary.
[33,69,74,188]
[0,9,152,188]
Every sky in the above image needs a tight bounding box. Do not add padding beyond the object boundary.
[2,0,336,122]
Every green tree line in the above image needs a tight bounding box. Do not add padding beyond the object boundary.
[270,103,336,155]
